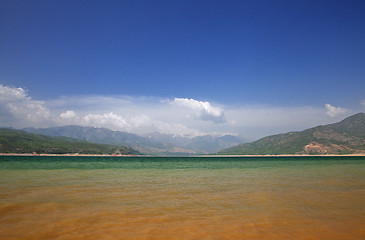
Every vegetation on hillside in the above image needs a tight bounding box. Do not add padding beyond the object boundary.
[217,113,365,155]
[0,128,140,155]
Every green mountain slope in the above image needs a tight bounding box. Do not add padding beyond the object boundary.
[217,113,365,155]
[0,128,140,155]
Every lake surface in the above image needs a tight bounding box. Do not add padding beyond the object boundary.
[0,156,364,239]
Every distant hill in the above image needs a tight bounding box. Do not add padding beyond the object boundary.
[144,132,244,153]
[23,125,245,155]
[23,125,197,155]
[217,113,365,155]
[0,128,140,155]
[23,125,160,148]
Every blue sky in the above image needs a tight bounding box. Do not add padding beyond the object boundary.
[1,0,364,139]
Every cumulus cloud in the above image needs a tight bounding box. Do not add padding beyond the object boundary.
[170,98,225,123]
[0,84,28,101]
[325,104,346,117]
[82,112,129,130]
[0,84,50,127]
[75,112,203,136]
[60,110,77,119]
[1,84,357,140]
[50,96,206,135]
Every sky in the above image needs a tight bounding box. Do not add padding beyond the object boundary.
[0,0,364,140]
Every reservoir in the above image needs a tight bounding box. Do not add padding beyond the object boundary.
[0,156,364,239]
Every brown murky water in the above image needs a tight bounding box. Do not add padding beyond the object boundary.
[0,156,364,239]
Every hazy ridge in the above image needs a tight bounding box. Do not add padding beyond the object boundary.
[22,126,244,155]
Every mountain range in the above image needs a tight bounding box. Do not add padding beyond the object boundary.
[0,128,139,155]
[217,113,365,155]
[3,113,364,156]
[22,126,245,155]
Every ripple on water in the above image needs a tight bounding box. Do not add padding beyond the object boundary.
[0,156,364,239]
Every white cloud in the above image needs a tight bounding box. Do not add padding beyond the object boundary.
[0,84,357,140]
[57,109,204,136]
[82,112,129,130]
[0,85,27,101]
[78,112,203,136]
[57,110,79,126]
[325,104,346,117]
[60,110,77,119]
[0,84,51,127]
[170,98,225,123]
[361,99,365,107]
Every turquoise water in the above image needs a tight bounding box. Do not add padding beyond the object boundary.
[0,156,364,240]
[1,155,364,169]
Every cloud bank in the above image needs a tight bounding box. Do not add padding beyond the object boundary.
[0,84,358,140]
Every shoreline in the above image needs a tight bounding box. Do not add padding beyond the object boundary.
[202,154,365,157]
[1,153,365,157]
[0,153,140,157]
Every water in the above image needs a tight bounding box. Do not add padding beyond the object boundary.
[0,156,364,239]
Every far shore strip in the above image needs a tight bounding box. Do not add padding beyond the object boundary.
[1,153,365,157]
